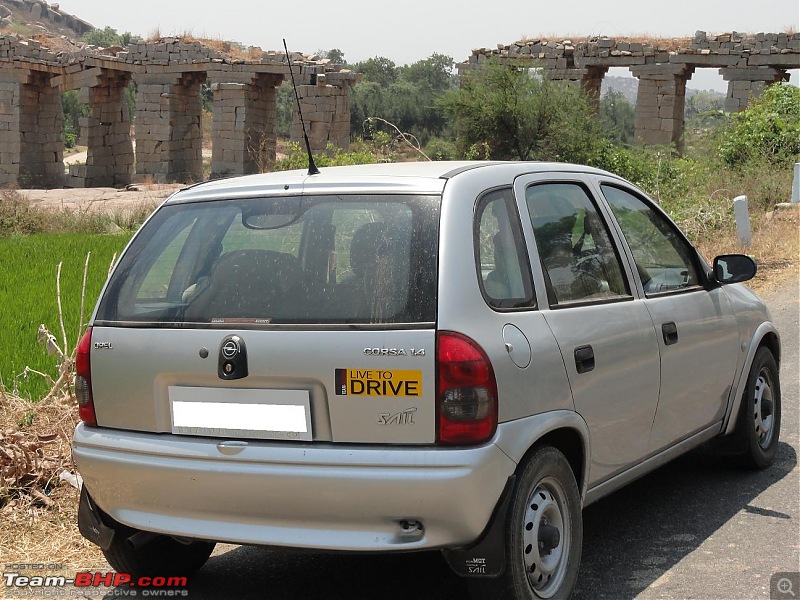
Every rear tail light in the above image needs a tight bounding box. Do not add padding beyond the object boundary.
[75,327,97,426]
[436,331,498,445]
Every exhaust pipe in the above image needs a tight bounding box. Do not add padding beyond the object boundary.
[126,531,160,550]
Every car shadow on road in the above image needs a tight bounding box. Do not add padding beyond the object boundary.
[102,442,796,600]
[574,440,797,599]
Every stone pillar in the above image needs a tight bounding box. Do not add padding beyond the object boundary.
[134,71,205,183]
[290,76,351,153]
[719,67,788,112]
[0,66,63,188]
[67,70,134,187]
[580,66,608,111]
[630,64,694,152]
[540,66,607,112]
[209,73,281,178]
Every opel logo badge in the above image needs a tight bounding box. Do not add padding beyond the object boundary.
[222,339,239,359]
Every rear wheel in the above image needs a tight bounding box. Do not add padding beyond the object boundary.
[470,446,582,600]
[102,527,215,580]
[732,347,781,469]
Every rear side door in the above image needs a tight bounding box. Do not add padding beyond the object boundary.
[596,182,739,452]
[514,175,661,486]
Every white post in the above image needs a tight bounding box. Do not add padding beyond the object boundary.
[733,195,751,246]
[792,163,799,203]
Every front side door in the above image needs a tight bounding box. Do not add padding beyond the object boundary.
[596,183,739,452]
[514,175,661,486]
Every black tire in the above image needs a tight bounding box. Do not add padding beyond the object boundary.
[103,526,215,580]
[469,446,582,600]
[732,346,781,469]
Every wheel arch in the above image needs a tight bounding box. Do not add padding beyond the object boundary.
[760,331,780,366]
[527,428,586,499]
[721,322,781,436]
[495,411,591,502]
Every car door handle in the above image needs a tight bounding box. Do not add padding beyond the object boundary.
[574,345,595,374]
[662,321,679,346]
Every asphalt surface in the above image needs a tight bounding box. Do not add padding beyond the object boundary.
[103,278,799,600]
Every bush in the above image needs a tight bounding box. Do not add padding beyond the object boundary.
[0,191,43,236]
[273,142,378,172]
[439,60,604,163]
[63,130,77,149]
[588,141,656,189]
[424,137,457,161]
[718,83,800,167]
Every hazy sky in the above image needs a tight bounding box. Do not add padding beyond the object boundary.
[58,0,799,90]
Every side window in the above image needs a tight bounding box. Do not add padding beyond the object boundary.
[475,189,535,309]
[601,185,701,294]
[526,183,629,306]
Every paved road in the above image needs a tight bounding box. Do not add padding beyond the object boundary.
[105,278,799,600]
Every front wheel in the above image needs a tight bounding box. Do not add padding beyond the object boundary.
[470,445,582,600]
[732,346,781,469]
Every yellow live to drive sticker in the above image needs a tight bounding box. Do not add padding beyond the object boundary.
[335,369,422,397]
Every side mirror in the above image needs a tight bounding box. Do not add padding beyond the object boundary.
[713,254,757,284]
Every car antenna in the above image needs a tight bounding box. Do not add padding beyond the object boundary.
[283,39,320,176]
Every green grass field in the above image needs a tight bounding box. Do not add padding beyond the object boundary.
[0,233,133,400]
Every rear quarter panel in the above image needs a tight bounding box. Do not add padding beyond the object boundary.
[437,168,574,423]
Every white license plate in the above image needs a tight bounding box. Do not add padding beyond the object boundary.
[169,387,312,441]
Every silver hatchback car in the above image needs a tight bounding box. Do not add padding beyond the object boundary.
[73,161,781,599]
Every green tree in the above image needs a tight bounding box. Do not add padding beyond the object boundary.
[439,61,603,162]
[61,90,87,148]
[83,26,134,47]
[684,91,725,130]
[718,83,800,166]
[685,91,723,121]
[401,53,454,93]
[350,54,456,143]
[351,56,398,88]
[275,81,294,137]
[600,90,635,145]
[350,80,388,136]
[323,48,346,64]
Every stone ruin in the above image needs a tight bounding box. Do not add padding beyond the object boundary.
[461,31,799,152]
[1,22,798,189]
[0,34,360,188]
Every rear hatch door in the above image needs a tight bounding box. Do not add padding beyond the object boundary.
[90,192,439,444]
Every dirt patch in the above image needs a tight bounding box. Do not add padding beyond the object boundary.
[0,392,104,567]
[696,207,800,296]
[17,184,183,215]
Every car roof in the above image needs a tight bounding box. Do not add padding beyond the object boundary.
[168,161,616,203]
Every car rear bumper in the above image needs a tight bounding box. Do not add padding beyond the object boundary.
[73,423,516,551]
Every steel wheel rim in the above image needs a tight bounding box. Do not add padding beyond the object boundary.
[521,476,570,598]
[753,368,775,449]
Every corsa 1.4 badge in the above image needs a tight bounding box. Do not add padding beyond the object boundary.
[363,347,426,357]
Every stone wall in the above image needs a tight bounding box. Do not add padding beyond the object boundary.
[0,65,63,187]
[464,31,799,71]
[290,73,354,153]
[461,31,799,150]
[0,34,359,187]
[210,74,281,178]
[134,72,205,183]
[64,69,133,187]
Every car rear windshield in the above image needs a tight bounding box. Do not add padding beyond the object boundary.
[95,194,440,326]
